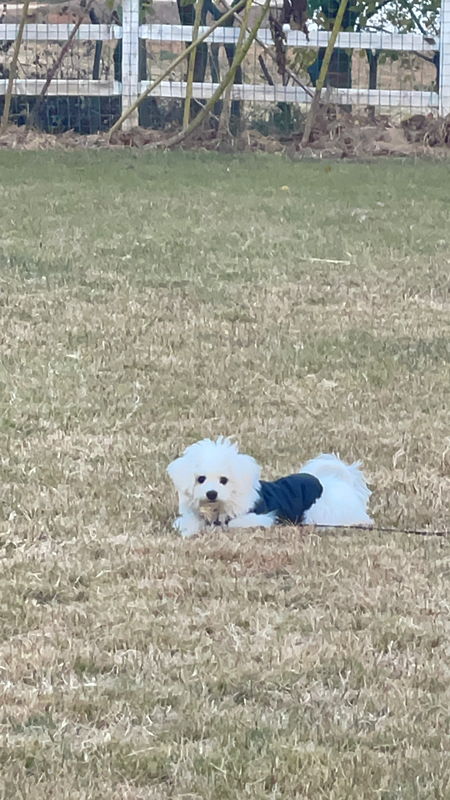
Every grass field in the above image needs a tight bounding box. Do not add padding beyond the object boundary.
[1,151,450,799]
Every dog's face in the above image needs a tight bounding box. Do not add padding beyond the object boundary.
[167,437,261,519]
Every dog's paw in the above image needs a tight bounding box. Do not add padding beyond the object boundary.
[173,516,202,538]
[228,512,276,530]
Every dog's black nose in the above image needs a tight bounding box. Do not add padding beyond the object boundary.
[206,490,218,501]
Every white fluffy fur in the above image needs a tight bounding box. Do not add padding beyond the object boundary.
[167,437,372,538]
[300,454,373,527]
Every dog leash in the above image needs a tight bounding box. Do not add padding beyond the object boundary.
[313,523,450,538]
[203,517,450,537]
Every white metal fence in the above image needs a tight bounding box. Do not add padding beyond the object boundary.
[0,0,449,130]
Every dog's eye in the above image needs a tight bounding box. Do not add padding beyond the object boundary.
[197,476,206,484]
[220,477,228,485]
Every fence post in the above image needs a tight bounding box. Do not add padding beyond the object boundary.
[440,0,450,116]
[122,0,140,129]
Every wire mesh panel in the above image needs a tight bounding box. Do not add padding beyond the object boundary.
[138,9,441,143]
[0,0,449,136]
[141,21,439,102]
[0,2,122,131]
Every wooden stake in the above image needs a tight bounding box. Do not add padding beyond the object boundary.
[0,0,31,134]
[109,0,248,136]
[217,0,253,138]
[159,0,270,150]
[183,0,206,129]
[217,0,313,97]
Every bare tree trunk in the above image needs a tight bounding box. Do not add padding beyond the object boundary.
[28,0,93,128]
[302,0,349,145]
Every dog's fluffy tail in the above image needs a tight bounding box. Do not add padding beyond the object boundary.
[300,454,373,527]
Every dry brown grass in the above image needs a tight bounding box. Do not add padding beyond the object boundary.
[0,150,450,798]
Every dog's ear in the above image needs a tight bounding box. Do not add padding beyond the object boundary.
[235,453,261,493]
[167,453,195,497]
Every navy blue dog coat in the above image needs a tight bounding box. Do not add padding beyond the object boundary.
[252,473,323,524]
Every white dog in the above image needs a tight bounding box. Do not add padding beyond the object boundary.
[167,437,373,538]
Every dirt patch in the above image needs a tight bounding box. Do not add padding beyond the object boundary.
[1,108,450,157]
[282,107,450,159]
[101,108,450,158]
[0,125,110,150]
